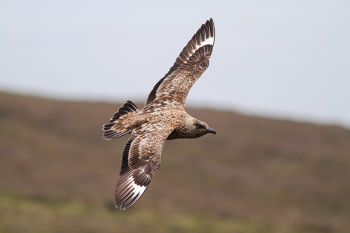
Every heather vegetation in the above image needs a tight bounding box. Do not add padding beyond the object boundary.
[1,92,349,233]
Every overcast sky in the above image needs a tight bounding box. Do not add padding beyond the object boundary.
[1,0,349,127]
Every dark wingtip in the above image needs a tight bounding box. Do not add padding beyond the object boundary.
[206,18,215,45]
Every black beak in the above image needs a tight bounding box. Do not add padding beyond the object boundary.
[207,128,216,135]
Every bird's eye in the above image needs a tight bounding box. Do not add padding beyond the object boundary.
[195,123,205,129]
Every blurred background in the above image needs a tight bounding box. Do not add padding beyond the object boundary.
[1,1,350,233]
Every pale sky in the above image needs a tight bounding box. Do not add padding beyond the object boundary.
[1,0,349,127]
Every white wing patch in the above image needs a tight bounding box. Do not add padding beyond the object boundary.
[127,176,147,195]
[188,36,214,61]
[194,37,214,52]
[117,175,147,210]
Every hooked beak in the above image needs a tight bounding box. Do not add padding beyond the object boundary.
[207,128,216,135]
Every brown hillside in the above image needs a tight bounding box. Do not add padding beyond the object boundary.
[0,91,349,233]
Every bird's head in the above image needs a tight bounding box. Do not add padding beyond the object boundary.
[191,119,216,138]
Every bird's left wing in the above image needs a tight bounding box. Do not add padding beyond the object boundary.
[114,122,174,210]
[146,18,215,106]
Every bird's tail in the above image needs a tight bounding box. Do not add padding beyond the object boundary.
[102,100,139,140]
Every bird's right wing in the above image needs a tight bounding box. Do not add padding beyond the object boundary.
[114,122,174,210]
[146,18,215,106]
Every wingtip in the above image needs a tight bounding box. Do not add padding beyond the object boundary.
[206,18,215,45]
[193,18,216,49]
[114,171,149,210]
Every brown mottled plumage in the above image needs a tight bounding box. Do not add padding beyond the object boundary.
[102,18,216,210]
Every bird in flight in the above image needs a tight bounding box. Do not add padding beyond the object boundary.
[103,18,216,210]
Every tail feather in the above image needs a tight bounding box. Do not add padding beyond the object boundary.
[103,100,139,140]
[109,100,138,123]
